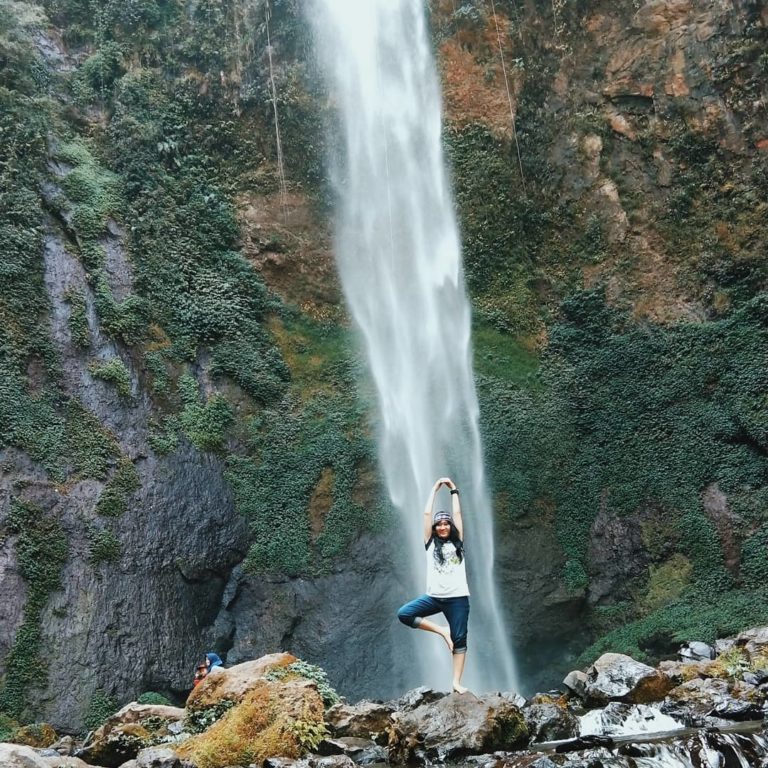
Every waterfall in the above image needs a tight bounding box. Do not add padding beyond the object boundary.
[311,0,518,692]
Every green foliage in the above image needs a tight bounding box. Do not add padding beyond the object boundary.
[579,588,768,666]
[84,690,118,730]
[93,274,150,344]
[65,400,120,480]
[89,356,132,397]
[473,321,539,384]
[95,457,140,517]
[226,394,382,577]
[0,502,68,720]
[266,661,341,708]
[136,691,172,706]
[65,289,90,348]
[184,700,236,734]
[178,374,234,452]
[148,416,180,455]
[0,712,20,742]
[88,527,121,564]
[283,717,328,751]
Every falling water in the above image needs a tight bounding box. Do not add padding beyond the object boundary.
[311,0,518,691]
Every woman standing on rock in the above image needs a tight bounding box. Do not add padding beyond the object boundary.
[397,477,470,694]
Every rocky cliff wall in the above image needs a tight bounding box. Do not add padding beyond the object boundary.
[0,0,766,730]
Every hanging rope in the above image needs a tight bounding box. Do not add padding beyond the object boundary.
[265,3,288,219]
[488,0,526,192]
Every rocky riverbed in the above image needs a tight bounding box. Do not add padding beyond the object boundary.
[4,627,768,768]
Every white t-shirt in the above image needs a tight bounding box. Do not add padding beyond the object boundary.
[425,538,469,598]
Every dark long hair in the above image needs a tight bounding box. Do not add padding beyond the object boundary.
[431,520,464,565]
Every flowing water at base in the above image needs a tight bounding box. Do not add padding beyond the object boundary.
[310,0,518,692]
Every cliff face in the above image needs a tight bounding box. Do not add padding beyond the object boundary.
[0,0,767,729]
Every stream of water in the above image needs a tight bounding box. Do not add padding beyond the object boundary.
[311,0,517,692]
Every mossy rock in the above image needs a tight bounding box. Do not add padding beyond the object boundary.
[178,678,325,768]
[11,722,56,748]
[78,723,151,768]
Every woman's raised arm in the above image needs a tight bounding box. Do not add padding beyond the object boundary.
[423,478,443,543]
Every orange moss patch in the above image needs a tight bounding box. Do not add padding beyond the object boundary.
[438,12,522,139]
[236,191,341,315]
[309,467,334,542]
[11,723,56,748]
[179,680,324,768]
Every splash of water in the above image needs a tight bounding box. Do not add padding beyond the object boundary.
[311,0,518,692]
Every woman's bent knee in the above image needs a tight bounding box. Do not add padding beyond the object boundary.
[397,605,416,627]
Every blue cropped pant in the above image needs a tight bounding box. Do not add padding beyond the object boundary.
[397,594,469,654]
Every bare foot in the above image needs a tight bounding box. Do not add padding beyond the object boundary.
[439,628,454,652]
[452,683,468,694]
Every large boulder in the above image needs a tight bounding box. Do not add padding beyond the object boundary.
[76,702,187,768]
[0,744,97,767]
[186,653,297,710]
[585,653,673,704]
[325,700,394,742]
[523,702,579,742]
[387,692,528,763]
[178,678,324,768]
[76,723,151,768]
[662,677,765,726]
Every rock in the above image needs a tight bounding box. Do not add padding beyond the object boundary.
[585,653,674,704]
[632,0,693,36]
[663,677,765,726]
[316,737,386,765]
[105,703,186,727]
[308,757,356,768]
[76,723,151,768]
[395,686,446,710]
[678,641,715,662]
[736,626,768,657]
[562,670,588,698]
[12,723,57,748]
[48,735,73,756]
[186,653,297,710]
[388,692,529,763]
[0,744,97,767]
[76,701,187,768]
[524,702,579,742]
[135,747,184,767]
[579,702,684,737]
[325,700,394,742]
[178,678,324,767]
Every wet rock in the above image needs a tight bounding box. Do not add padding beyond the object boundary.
[395,686,445,710]
[307,756,357,768]
[663,676,765,726]
[585,653,674,704]
[579,702,683,737]
[325,700,394,742]
[186,653,297,710]
[524,702,579,742]
[563,670,588,698]
[678,641,715,662]
[316,737,386,764]
[388,692,528,763]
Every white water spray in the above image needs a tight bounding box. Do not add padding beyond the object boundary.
[311,1,518,692]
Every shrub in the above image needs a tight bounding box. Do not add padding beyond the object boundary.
[265,660,340,708]
[136,692,172,706]
[90,357,132,398]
